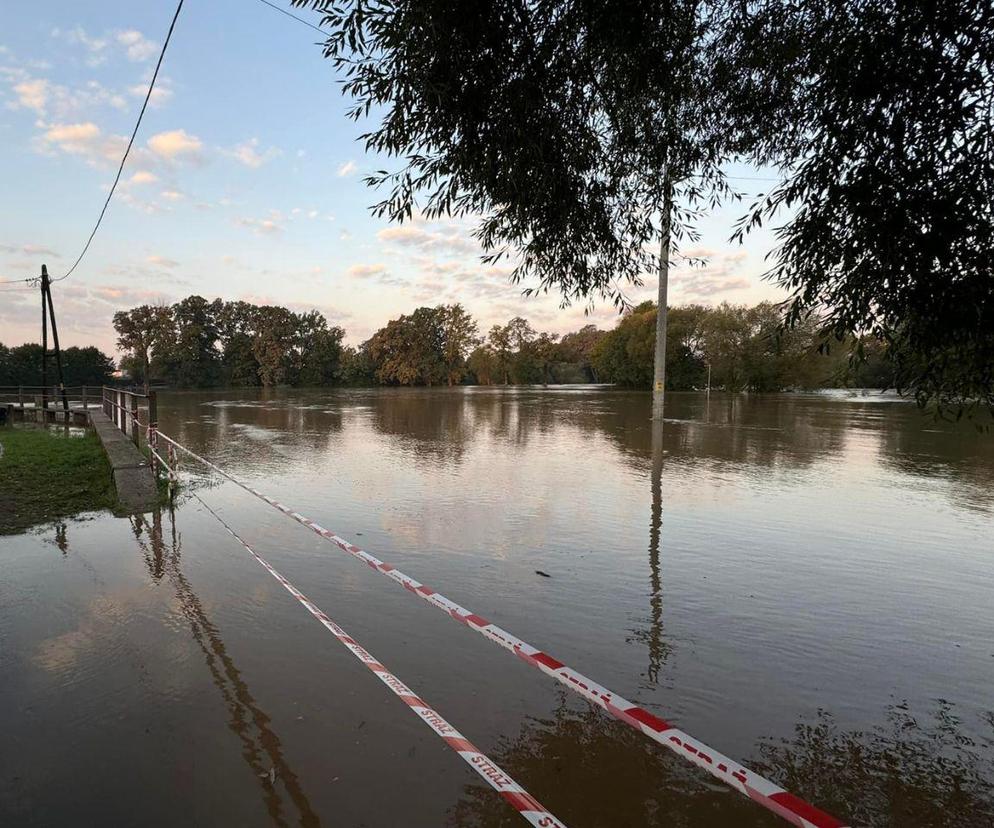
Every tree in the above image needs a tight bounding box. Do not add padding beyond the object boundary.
[438,304,479,386]
[467,345,497,386]
[721,0,994,414]
[113,304,173,390]
[299,322,346,386]
[165,296,223,388]
[367,306,447,386]
[253,305,300,387]
[592,303,657,388]
[340,343,377,386]
[61,347,115,386]
[0,343,114,386]
[299,0,994,415]
[487,325,512,385]
[218,301,261,386]
[296,0,753,414]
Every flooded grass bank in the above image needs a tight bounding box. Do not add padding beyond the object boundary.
[0,426,115,535]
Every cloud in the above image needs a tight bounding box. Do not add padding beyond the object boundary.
[348,263,387,279]
[12,78,48,112]
[54,27,109,65]
[128,81,172,107]
[662,250,753,299]
[3,67,130,118]
[681,276,750,297]
[116,30,157,62]
[228,137,281,168]
[160,189,184,201]
[127,170,158,186]
[337,160,357,177]
[377,223,479,255]
[1,243,60,257]
[146,255,179,268]
[236,216,283,236]
[147,129,202,160]
[40,122,126,165]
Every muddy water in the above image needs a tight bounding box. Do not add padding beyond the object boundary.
[2,388,993,827]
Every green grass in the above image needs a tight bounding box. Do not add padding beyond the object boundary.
[0,426,117,535]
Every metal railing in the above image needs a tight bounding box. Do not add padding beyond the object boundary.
[101,386,157,449]
[0,385,101,410]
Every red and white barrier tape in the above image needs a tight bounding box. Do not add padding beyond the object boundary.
[187,490,566,828]
[155,429,846,828]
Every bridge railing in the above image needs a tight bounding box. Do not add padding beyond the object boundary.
[101,386,157,449]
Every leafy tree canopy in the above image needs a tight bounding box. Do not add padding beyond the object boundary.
[295,0,740,306]
[296,0,994,415]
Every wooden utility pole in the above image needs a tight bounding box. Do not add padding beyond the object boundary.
[41,265,70,414]
[41,267,48,411]
[651,177,673,421]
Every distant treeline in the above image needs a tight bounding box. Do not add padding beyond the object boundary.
[0,343,115,387]
[112,297,603,389]
[593,301,894,392]
[111,295,893,391]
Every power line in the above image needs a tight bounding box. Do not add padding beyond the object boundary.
[55,0,185,282]
[256,0,325,34]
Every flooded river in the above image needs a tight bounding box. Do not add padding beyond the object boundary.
[2,388,993,827]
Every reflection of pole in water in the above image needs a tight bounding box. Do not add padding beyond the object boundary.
[54,521,69,555]
[646,418,666,684]
[133,511,320,828]
[705,364,711,422]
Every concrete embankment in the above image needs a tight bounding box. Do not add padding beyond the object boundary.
[87,409,158,512]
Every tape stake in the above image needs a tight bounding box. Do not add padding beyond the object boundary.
[155,430,846,828]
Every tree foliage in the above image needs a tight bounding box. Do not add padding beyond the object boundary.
[591,301,887,393]
[0,343,114,387]
[295,0,739,306]
[721,0,994,414]
[109,295,900,391]
[114,297,345,389]
[296,0,994,414]
[112,304,173,389]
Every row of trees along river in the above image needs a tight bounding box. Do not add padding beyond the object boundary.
[0,343,115,387]
[99,295,893,391]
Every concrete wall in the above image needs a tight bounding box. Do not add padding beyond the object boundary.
[87,409,159,513]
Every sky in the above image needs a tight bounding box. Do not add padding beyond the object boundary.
[0,0,786,358]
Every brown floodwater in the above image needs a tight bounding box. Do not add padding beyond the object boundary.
[2,388,993,827]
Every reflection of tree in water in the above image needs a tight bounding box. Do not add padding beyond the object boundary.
[367,387,568,464]
[576,392,853,474]
[449,696,994,828]
[877,423,994,511]
[369,389,478,463]
[130,510,320,828]
[164,390,344,476]
[757,702,994,827]
[371,388,856,474]
[447,694,774,827]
